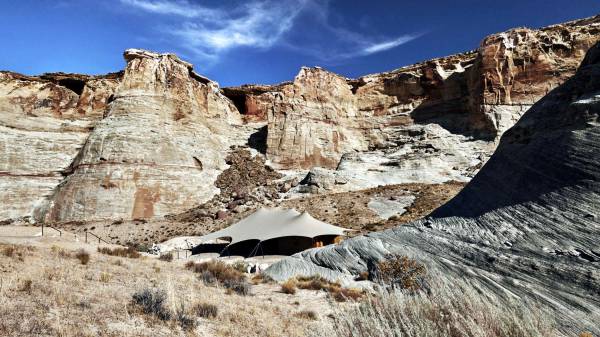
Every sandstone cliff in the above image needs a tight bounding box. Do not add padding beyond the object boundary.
[1,15,599,229]
[266,41,600,334]
[0,71,120,221]
[34,50,243,222]
[225,15,600,171]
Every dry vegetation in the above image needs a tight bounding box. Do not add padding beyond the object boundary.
[310,276,562,337]
[0,242,327,336]
[282,275,365,302]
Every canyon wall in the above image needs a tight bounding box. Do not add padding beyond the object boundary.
[225,15,600,170]
[0,15,598,224]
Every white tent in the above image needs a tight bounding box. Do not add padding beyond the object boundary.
[197,207,351,246]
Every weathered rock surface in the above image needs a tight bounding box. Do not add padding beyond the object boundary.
[34,49,243,222]
[265,42,600,334]
[0,71,120,221]
[264,67,369,169]
[225,15,600,173]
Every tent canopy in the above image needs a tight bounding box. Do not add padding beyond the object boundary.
[197,207,351,245]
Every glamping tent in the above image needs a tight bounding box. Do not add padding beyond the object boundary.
[193,208,352,257]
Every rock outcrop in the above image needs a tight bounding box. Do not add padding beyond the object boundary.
[34,50,242,222]
[265,42,600,334]
[224,15,600,171]
[265,67,369,169]
[0,71,120,221]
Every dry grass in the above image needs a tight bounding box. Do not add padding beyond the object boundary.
[310,277,561,337]
[373,254,427,291]
[281,279,297,294]
[158,252,174,262]
[296,310,318,320]
[74,249,90,265]
[98,246,141,259]
[194,302,218,318]
[289,275,365,302]
[0,242,325,337]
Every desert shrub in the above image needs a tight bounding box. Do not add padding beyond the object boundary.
[296,275,336,291]
[194,302,218,318]
[2,245,34,260]
[329,287,364,302]
[293,275,364,302]
[296,310,318,320]
[232,260,249,273]
[175,303,197,331]
[99,271,112,283]
[251,273,275,284]
[309,277,558,337]
[281,279,297,295]
[18,279,33,293]
[186,260,244,284]
[2,245,15,257]
[131,288,171,321]
[223,278,251,296]
[74,249,90,265]
[159,252,174,262]
[98,246,140,259]
[373,254,427,291]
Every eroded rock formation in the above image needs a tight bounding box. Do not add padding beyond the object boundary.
[265,42,600,334]
[225,15,600,172]
[34,50,243,222]
[0,71,120,221]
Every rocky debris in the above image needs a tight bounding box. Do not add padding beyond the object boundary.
[34,49,243,222]
[265,42,600,334]
[0,71,120,221]
[170,148,283,226]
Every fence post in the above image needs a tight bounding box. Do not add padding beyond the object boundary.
[41,224,44,236]
[85,231,88,244]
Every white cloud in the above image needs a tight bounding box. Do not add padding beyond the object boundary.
[361,35,421,55]
[120,0,422,63]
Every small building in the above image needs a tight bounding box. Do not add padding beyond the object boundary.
[192,208,352,257]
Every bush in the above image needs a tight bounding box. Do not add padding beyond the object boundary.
[232,260,249,273]
[296,310,318,320]
[97,246,140,259]
[194,302,218,318]
[223,278,251,296]
[18,279,33,293]
[99,271,111,283]
[309,277,558,337]
[131,288,171,321]
[186,260,244,284]
[2,246,15,257]
[75,249,90,265]
[281,279,297,295]
[373,254,427,291]
[175,303,197,331]
[159,252,174,262]
[291,275,364,302]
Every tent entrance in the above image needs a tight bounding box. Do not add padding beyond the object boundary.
[211,235,342,258]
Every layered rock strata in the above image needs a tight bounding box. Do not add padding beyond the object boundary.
[225,15,600,171]
[0,71,120,220]
[265,42,600,334]
[34,50,242,222]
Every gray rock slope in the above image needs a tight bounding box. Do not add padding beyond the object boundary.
[265,43,600,333]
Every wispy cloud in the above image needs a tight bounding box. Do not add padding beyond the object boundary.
[119,0,422,63]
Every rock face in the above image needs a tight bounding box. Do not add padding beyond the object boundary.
[265,67,369,169]
[265,42,600,334]
[33,50,242,222]
[1,15,599,227]
[0,71,120,221]
[224,15,600,171]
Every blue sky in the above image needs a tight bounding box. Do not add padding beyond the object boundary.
[1,0,599,86]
